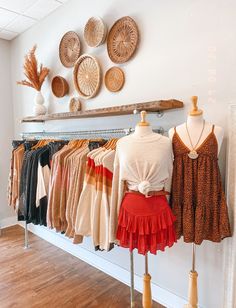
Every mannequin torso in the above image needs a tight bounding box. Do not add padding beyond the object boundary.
[169,111,231,245]
[168,114,224,154]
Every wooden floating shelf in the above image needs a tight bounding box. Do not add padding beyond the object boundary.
[21,99,184,123]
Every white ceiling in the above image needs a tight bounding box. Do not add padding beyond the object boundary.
[0,0,69,40]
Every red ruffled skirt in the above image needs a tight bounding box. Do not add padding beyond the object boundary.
[116,192,177,255]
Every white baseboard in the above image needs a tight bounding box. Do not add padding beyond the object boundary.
[18,222,187,308]
[0,216,17,229]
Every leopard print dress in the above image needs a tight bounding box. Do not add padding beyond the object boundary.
[170,125,231,244]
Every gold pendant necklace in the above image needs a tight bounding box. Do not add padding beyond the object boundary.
[188,149,199,159]
[186,120,205,160]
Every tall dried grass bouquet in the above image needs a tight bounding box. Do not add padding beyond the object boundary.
[17,45,50,91]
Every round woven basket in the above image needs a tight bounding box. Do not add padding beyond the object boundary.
[107,16,139,64]
[105,67,125,92]
[84,17,107,47]
[51,76,69,98]
[59,31,81,68]
[73,54,101,99]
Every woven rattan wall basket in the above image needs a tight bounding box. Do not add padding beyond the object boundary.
[73,54,101,99]
[107,16,139,64]
[59,31,81,68]
[105,67,125,92]
[84,17,107,47]
[51,76,69,98]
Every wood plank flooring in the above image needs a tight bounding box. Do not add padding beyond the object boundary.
[0,226,165,308]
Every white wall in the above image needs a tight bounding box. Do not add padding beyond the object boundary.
[10,0,236,307]
[0,39,14,223]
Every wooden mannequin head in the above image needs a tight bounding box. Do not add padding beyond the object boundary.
[189,96,203,116]
[138,110,150,126]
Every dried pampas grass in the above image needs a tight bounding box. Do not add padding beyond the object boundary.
[17,45,50,91]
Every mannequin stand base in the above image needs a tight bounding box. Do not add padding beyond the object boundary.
[142,274,152,308]
[185,270,198,308]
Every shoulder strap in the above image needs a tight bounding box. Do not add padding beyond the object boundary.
[212,125,215,133]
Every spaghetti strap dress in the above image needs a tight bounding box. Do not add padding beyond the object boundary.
[171,125,231,244]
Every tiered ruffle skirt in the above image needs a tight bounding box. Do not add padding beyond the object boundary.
[116,193,177,255]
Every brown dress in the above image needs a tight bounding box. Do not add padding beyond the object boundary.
[171,125,231,244]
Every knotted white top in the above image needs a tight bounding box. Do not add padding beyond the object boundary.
[109,132,173,243]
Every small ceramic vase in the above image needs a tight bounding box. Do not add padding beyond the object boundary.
[34,91,47,116]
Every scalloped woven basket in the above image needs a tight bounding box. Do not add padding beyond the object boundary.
[73,54,101,99]
[107,16,139,64]
[84,17,107,47]
[59,31,81,68]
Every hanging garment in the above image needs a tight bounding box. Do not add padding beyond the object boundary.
[36,141,66,215]
[59,146,84,232]
[109,133,176,255]
[74,147,115,250]
[74,148,106,238]
[47,143,78,230]
[28,146,50,225]
[64,146,89,238]
[72,141,104,243]
[8,141,28,209]
[171,125,231,244]
[7,148,15,207]
[95,150,115,251]
[91,149,113,250]
[36,147,50,208]
[18,142,37,221]
[47,141,105,233]
[10,143,25,209]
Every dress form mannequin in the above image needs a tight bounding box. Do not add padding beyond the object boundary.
[135,111,153,308]
[111,110,175,307]
[169,96,224,154]
[168,96,225,308]
[133,110,155,138]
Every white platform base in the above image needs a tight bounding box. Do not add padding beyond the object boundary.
[18,222,187,308]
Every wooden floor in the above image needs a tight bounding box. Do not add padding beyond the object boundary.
[0,226,164,308]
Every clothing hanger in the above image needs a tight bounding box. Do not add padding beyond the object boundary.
[103,138,118,150]
[32,139,46,149]
[77,139,88,148]
[103,139,113,149]
[110,138,118,149]
[89,138,104,142]
[68,140,78,147]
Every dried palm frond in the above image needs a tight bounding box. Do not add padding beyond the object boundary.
[17,45,50,91]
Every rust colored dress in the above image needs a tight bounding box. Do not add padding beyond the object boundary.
[171,125,231,244]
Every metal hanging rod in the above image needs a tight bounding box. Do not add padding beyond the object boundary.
[21,127,165,140]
